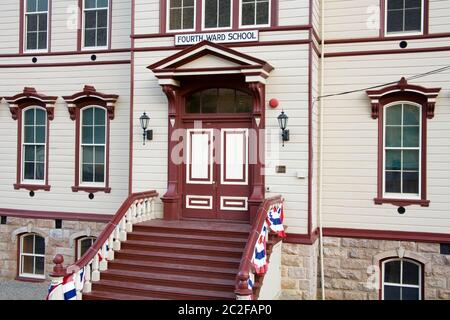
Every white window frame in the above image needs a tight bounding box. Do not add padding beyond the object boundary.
[383,102,422,200]
[384,0,424,37]
[79,106,107,187]
[239,0,271,29]
[24,0,50,53]
[19,233,46,280]
[202,0,233,30]
[77,236,96,260]
[166,0,197,33]
[382,258,422,300]
[21,106,47,185]
[81,0,110,50]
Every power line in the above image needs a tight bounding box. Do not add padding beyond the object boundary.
[315,64,450,102]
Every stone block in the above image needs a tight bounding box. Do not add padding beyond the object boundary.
[288,267,306,279]
[330,279,358,290]
[324,290,344,300]
[425,288,438,300]
[438,290,450,299]
[418,243,440,253]
[427,277,447,289]
[343,291,368,300]
[323,237,340,247]
[281,254,303,267]
[281,279,298,290]
[341,238,379,249]
[342,258,371,270]
[323,247,347,258]
[324,257,340,268]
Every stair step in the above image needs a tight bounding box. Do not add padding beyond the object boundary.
[83,291,164,300]
[101,269,235,292]
[92,279,235,300]
[134,223,249,239]
[121,240,243,258]
[108,259,237,280]
[127,231,247,248]
[115,249,241,268]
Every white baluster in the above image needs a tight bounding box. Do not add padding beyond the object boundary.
[137,200,143,223]
[99,243,108,271]
[83,263,92,293]
[126,208,133,233]
[91,254,100,282]
[75,269,83,300]
[114,225,121,251]
[150,198,155,219]
[120,216,127,241]
[131,202,137,224]
[107,233,115,261]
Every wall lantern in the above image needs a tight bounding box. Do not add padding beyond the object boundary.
[139,112,153,145]
[277,110,289,146]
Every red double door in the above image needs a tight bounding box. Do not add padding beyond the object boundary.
[182,121,252,221]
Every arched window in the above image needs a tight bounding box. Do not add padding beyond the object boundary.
[19,233,45,279]
[185,88,252,114]
[22,107,47,183]
[80,107,106,185]
[384,103,421,197]
[76,236,96,260]
[382,258,422,300]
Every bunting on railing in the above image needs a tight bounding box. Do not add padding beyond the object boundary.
[46,274,77,300]
[266,202,286,238]
[251,221,269,274]
[74,267,86,292]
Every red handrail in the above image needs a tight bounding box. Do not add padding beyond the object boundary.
[69,190,158,271]
[235,195,282,297]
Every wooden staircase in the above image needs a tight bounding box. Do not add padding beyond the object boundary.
[83,220,250,300]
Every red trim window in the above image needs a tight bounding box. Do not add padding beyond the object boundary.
[239,0,271,28]
[23,0,51,53]
[81,0,110,49]
[5,88,57,192]
[19,233,46,280]
[367,78,440,207]
[383,0,427,37]
[63,85,118,194]
[76,236,96,260]
[381,258,423,300]
[167,0,196,32]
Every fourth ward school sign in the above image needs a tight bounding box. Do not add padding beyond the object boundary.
[175,30,259,46]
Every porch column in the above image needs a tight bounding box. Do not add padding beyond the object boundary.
[247,81,266,224]
[160,83,182,220]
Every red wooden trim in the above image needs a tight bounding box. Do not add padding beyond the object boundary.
[48,0,53,52]
[232,0,239,29]
[320,32,450,45]
[423,0,429,35]
[0,208,113,222]
[271,0,279,27]
[0,48,130,58]
[129,0,136,195]
[374,198,430,207]
[77,0,82,51]
[0,60,131,68]
[284,228,319,245]
[108,0,113,50]
[307,39,313,236]
[19,0,24,54]
[14,184,51,192]
[323,227,450,244]
[195,0,201,31]
[325,45,450,58]
[379,0,385,38]
[159,0,166,34]
[71,186,112,194]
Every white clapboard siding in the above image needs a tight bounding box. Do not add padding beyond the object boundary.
[132,43,311,233]
[0,1,20,54]
[322,50,450,234]
[278,0,310,26]
[0,63,131,215]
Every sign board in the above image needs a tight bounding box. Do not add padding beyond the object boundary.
[175,30,259,46]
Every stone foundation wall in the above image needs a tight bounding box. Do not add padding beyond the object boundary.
[0,217,106,280]
[320,237,450,300]
[280,241,319,300]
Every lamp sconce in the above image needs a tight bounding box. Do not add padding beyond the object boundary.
[139,112,153,145]
[277,110,289,147]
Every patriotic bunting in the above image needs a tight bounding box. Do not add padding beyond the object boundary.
[267,203,286,238]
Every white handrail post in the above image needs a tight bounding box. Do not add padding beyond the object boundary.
[83,263,92,293]
[99,243,108,271]
[108,233,115,261]
[119,216,127,241]
[114,225,121,251]
[126,208,133,233]
[91,253,100,282]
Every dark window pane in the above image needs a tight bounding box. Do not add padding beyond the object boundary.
[403,105,420,125]
[22,256,34,274]
[83,146,94,164]
[236,91,252,112]
[387,10,403,33]
[25,146,35,162]
[205,0,218,28]
[95,164,105,182]
[38,13,47,31]
[405,8,421,31]
[405,0,421,9]
[403,126,420,147]
[184,0,194,6]
[202,89,218,113]
[82,164,94,182]
[384,260,401,283]
[242,3,255,25]
[80,238,94,257]
[403,150,419,171]
[186,92,201,113]
[22,235,34,254]
[94,146,105,165]
[27,0,37,12]
[97,28,107,46]
[97,10,108,28]
[85,0,96,9]
[388,0,403,10]
[35,256,45,275]
[24,163,35,180]
[82,126,93,144]
[37,0,48,11]
[170,0,181,7]
[35,163,45,180]
[386,105,402,125]
[402,287,420,300]
[183,7,194,29]
[97,0,109,8]
[94,108,106,125]
[386,127,401,147]
[35,109,46,125]
[85,29,96,47]
[28,15,38,32]
[36,126,46,144]
[85,11,97,29]
[170,8,182,30]
[24,126,35,143]
[256,1,269,25]
[386,171,401,193]
[218,0,231,27]
[38,31,47,49]
[384,285,401,300]
[217,89,236,113]
[24,109,35,125]
[36,145,45,162]
[27,32,37,50]
[83,108,94,125]
[35,236,45,255]
[386,150,401,170]
[403,172,419,194]
[403,261,420,285]
[94,126,106,144]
